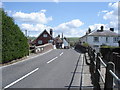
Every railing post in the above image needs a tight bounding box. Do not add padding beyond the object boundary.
[92,49,95,61]
[94,53,101,89]
[89,49,96,85]
[104,62,115,90]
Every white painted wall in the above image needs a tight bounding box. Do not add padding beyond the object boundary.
[80,35,119,52]
[86,36,119,47]
[80,34,120,46]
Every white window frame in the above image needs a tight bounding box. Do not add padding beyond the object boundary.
[48,40,53,43]
[94,37,99,42]
[43,34,48,37]
[113,37,118,43]
[38,40,42,44]
[106,37,109,43]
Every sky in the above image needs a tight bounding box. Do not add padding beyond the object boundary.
[1,1,119,37]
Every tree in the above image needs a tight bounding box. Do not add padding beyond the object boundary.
[2,9,29,63]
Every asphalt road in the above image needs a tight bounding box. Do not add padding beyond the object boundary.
[2,49,84,89]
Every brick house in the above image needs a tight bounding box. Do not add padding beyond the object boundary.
[32,29,53,46]
[54,35,63,49]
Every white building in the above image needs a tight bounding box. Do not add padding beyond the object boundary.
[80,26,120,52]
[62,38,70,49]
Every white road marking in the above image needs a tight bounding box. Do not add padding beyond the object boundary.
[4,68,39,89]
[47,57,58,64]
[60,52,63,56]
[1,49,53,68]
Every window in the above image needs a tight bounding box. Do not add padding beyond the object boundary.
[106,37,109,43]
[38,40,42,44]
[48,40,53,43]
[43,34,48,37]
[94,37,99,42]
[113,37,118,43]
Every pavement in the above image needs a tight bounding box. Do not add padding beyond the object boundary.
[1,49,93,90]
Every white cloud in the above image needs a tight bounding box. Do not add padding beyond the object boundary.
[89,24,109,30]
[108,2,118,9]
[21,23,52,31]
[54,19,84,37]
[12,10,52,24]
[101,10,108,13]
[20,19,84,37]
[99,2,119,30]
[40,9,46,13]
[53,0,59,3]
[20,23,52,37]
[55,19,84,29]
[98,10,108,16]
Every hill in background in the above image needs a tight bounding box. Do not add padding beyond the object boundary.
[66,37,79,47]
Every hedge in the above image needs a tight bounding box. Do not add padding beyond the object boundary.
[1,9,29,63]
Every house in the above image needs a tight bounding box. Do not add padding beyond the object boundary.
[62,37,70,49]
[54,35,63,49]
[80,26,120,51]
[32,29,53,46]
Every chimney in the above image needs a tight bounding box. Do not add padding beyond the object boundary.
[88,28,91,33]
[100,26,104,31]
[62,33,63,41]
[58,35,60,37]
[110,28,114,32]
[50,29,53,36]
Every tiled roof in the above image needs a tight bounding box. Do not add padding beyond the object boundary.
[54,37,63,43]
[88,30,120,37]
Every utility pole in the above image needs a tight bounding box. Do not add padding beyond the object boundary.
[62,33,63,41]
[25,30,27,37]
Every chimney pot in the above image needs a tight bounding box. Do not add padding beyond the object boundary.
[100,26,104,31]
[110,28,114,32]
[50,29,53,36]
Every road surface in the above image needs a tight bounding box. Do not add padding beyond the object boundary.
[2,49,84,89]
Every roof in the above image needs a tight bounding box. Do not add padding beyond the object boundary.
[88,30,120,37]
[32,30,52,44]
[54,37,63,43]
[37,29,52,38]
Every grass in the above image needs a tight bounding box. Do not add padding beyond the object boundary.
[66,37,79,47]
[67,37,79,42]
[27,37,36,41]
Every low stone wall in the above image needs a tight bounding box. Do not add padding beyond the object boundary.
[34,43,53,54]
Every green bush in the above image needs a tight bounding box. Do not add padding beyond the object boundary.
[100,45,119,48]
[82,42,89,47]
[1,9,29,63]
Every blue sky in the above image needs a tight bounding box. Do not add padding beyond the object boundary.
[2,2,119,37]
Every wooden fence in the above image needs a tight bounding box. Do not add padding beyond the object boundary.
[86,46,120,90]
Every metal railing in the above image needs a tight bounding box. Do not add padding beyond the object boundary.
[86,47,120,90]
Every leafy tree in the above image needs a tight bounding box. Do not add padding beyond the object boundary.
[1,9,29,63]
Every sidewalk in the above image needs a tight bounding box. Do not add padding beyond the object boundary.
[69,53,93,90]
[81,53,93,90]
